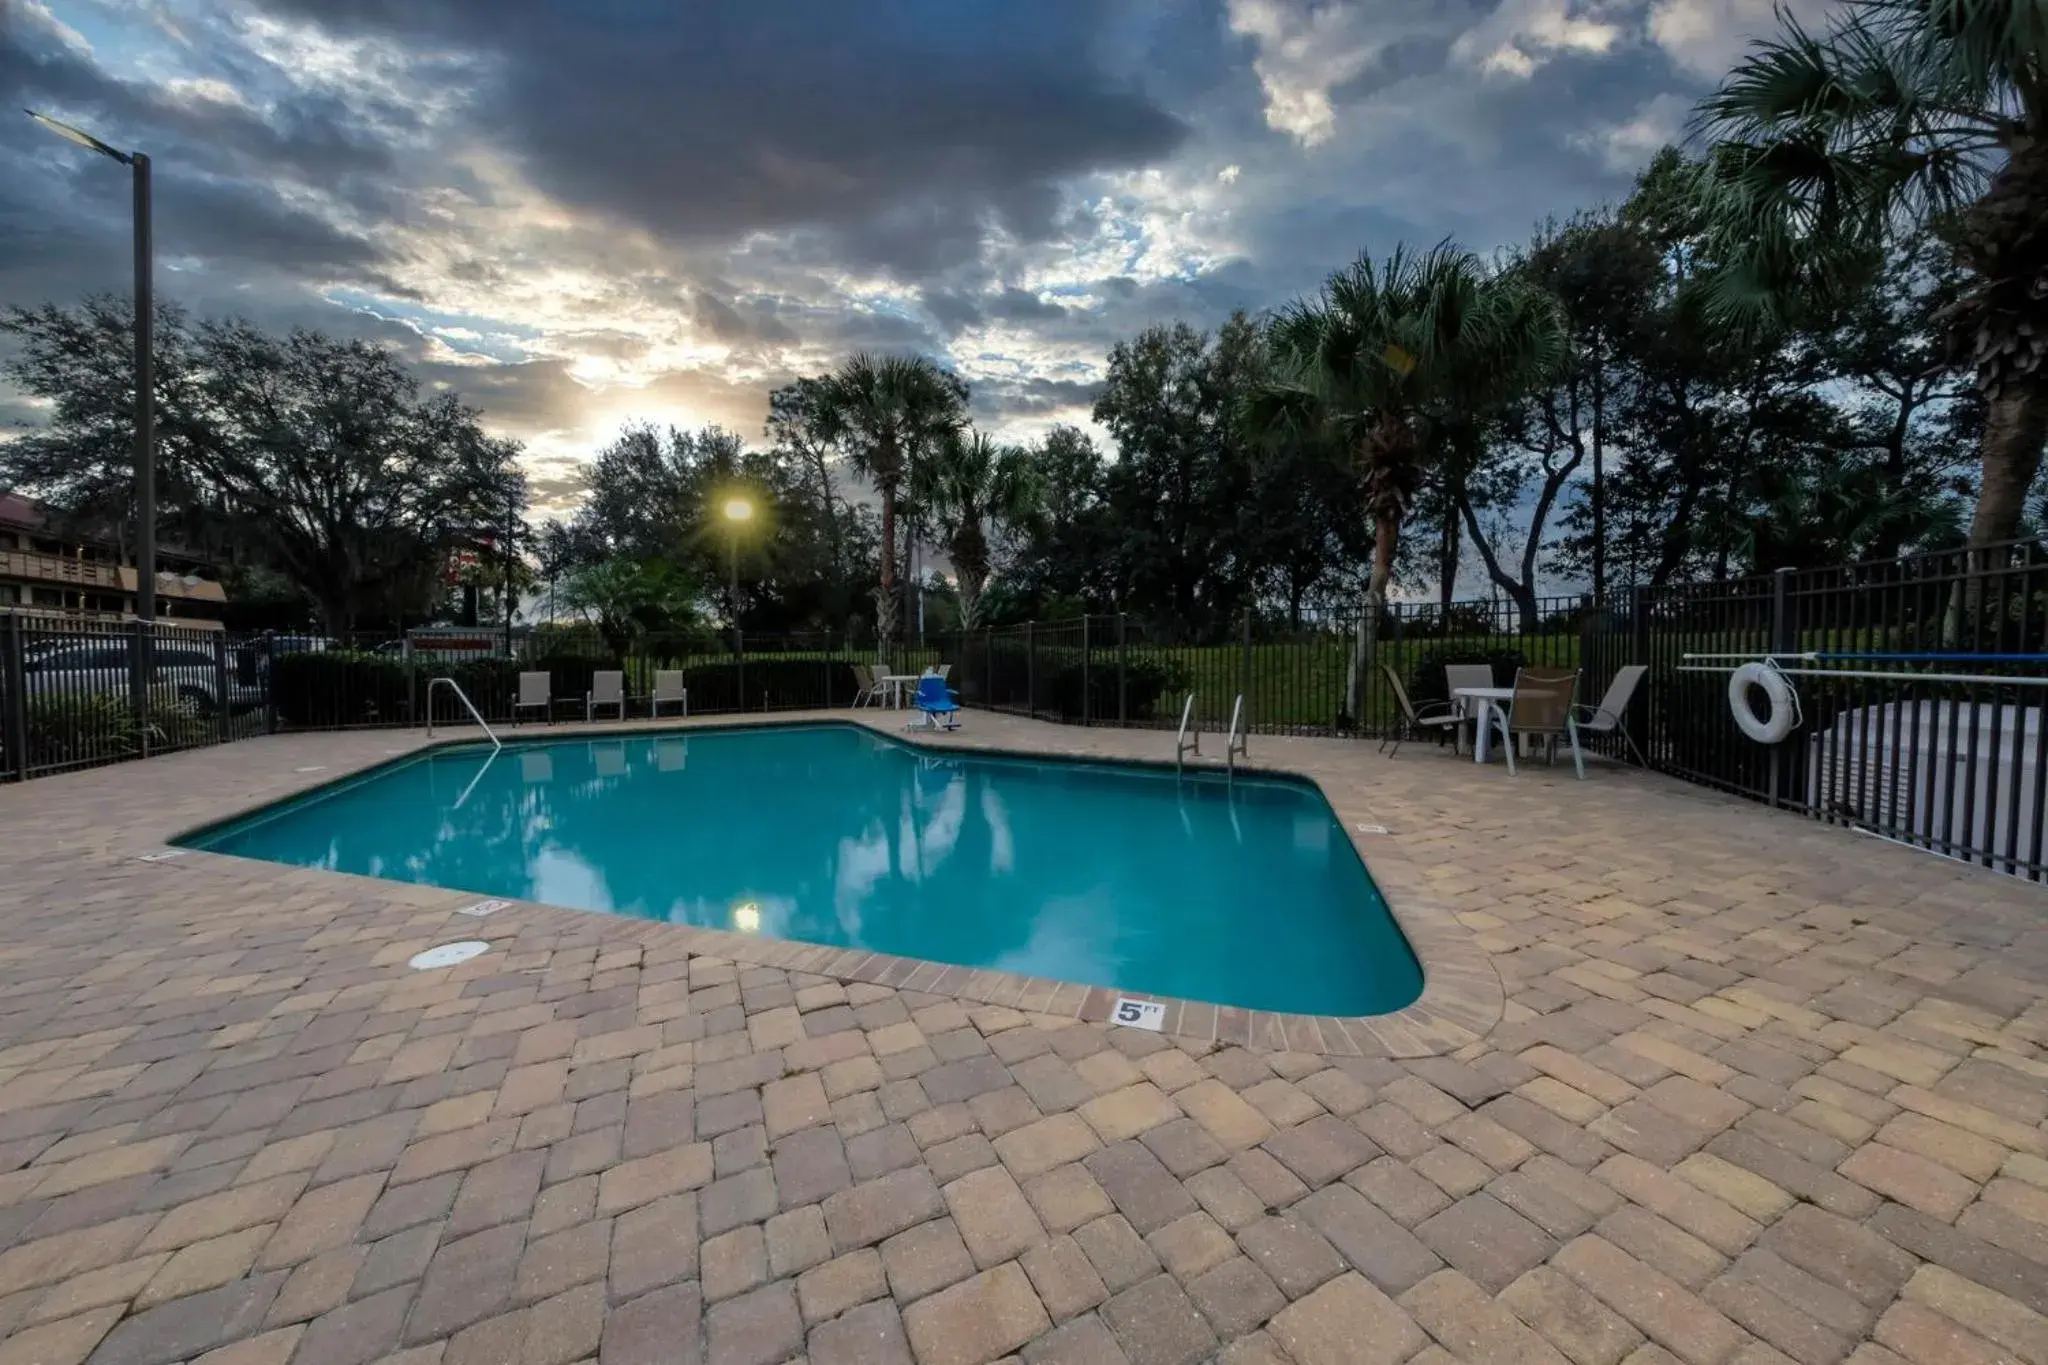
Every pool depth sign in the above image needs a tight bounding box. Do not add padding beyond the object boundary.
[1112,997,1165,1031]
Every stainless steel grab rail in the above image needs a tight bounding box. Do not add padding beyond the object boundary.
[427,677,503,751]
[1225,694,1247,779]
[1175,693,1199,777]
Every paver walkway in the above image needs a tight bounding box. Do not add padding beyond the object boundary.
[0,711,2042,1365]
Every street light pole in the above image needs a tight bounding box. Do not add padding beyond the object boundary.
[25,111,154,624]
[132,152,153,624]
[722,497,753,665]
[502,494,516,656]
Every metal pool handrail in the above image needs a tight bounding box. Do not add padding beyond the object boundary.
[1225,694,1248,779]
[1175,693,1199,777]
[427,676,503,751]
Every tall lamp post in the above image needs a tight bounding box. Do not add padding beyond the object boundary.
[723,497,752,675]
[722,497,753,619]
[25,110,154,624]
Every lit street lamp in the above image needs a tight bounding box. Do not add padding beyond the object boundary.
[25,110,155,624]
[722,497,753,622]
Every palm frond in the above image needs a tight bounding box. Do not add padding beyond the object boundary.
[1903,0,2048,92]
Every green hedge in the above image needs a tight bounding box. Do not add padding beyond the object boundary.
[679,659,860,712]
[962,643,1187,722]
[21,688,216,771]
[271,652,541,727]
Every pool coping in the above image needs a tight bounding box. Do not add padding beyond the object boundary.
[158,712,1506,1058]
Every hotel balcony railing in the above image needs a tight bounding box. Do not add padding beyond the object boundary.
[0,547,124,590]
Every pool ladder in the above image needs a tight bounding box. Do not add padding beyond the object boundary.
[1225,695,1248,779]
[1175,694,1199,777]
[1175,693,1249,780]
[426,676,503,751]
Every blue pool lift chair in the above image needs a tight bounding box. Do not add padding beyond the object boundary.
[910,675,962,731]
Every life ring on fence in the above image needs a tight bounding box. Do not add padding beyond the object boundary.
[1728,662,1799,743]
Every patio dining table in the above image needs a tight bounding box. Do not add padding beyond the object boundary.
[879,674,923,709]
[1452,685,1517,765]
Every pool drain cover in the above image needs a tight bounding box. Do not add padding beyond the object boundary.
[409,941,489,970]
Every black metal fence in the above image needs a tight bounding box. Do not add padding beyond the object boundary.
[1642,540,2048,880]
[953,543,2048,881]
[0,615,268,781]
[6,537,2045,880]
[0,616,950,780]
[955,598,1625,744]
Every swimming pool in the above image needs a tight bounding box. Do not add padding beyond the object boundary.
[183,724,1421,1016]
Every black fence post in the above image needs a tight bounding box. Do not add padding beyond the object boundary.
[1767,566,1794,808]
[1026,621,1036,718]
[1081,616,1091,727]
[1631,584,1652,766]
[265,637,278,735]
[1239,607,1253,715]
[130,619,151,760]
[1117,612,1127,727]
[213,632,231,747]
[737,629,746,714]
[1,615,26,782]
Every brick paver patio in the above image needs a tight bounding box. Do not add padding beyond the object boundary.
[0,710,2042,1365]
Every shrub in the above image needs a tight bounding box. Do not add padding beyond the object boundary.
[964,642,1188,722]
[19,686,215,771]
[680,658,861,711]
[270,651,410,727]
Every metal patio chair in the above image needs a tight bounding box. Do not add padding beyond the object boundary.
[1379,664,1464,757]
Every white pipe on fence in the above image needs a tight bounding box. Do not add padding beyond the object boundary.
[1678,664,2048,687]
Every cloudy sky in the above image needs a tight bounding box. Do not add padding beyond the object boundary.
[1,0,1826,514]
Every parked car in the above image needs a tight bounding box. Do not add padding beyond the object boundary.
[21,639,262,715]
[266,634,337,657]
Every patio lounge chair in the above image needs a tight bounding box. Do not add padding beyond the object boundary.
[1573,664,1649,767]
[513,671,551,725]
[1379,664,1464,757]
[1492,667,1584,779]
[910,675,961,731]
[650,670,688,718]
[586,670,625,723]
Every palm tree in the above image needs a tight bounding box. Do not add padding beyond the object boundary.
[1245,243,1565,714]
[914,429,1039,631]
[812,354,966,652]
[1689,0,2048,549]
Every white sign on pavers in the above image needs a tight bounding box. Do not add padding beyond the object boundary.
[457,899,512,918]
[409,941,489,970]
[1354,823,1390,835]
[137,849,189,863]
[1112,997,1165,1031]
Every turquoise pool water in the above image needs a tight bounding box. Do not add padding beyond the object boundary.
[183,724,1421,1015]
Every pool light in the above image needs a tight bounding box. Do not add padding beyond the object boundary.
[731,900,761,932]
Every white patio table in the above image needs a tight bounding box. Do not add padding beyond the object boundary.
[1452,685,1518,765]
[879,674,922,709]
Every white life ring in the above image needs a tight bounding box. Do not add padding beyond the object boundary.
[1729,662,1799,743]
